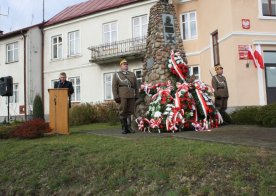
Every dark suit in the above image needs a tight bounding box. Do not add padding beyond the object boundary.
[54,80,74,108]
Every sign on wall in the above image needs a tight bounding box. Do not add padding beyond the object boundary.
[238,45,249,60]
[242,19,250,29]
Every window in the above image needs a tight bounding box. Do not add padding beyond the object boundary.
[181,11,197,40]
[6,83,18,104]
[132,15,148,38]
[103,22,117,44]
[189,66,200,80]
[68,30,80,56]
[6,42,18,63]
[134,69,142,89]
[51,79,59,88]
[262,0,276,16]
[104,73,114,100]
[51,35,62,59]
[211,30,220,66]
[68,77,80,102]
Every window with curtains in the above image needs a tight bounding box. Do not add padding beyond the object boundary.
[211,30,220,66]
[103,22,117,44]
[68,30,80,56]
[6,42,18,63]
[6,83,19,104]
[181,11,198,40]
[51,35,62,59]
[132,15,148,38]
[261,0,276,16]
[104,73,114,100]
[68,77,80,102]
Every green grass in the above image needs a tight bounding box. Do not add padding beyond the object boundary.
[70,122,120,132]
[0,123,275,195]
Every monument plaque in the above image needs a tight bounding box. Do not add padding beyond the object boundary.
[162,14,176,44]
[146,57,154,71]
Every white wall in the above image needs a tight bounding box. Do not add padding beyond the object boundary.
[0,35,25,120]
[43,1,156,115]
[0,26,43,121]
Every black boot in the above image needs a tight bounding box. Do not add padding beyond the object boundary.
[126,116,133,133]
[121,118,128,134]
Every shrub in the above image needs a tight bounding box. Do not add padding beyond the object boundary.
[231,104,276,127]
[10,119,50,139]
[256,103,276,127]
[231,106,260,125]
[33,94,44,119]
[69,102,119,126]
[69,103,97,126]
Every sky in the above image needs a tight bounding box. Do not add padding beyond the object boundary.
[0,0,87,33]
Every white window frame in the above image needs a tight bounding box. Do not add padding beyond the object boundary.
[6,83,19,104]
[68,76,80,102]
[51,35,63,59]
[258,0,276,19]
[102,21,118,44]
[189,65,200,80]
[68,30,81,57]
[132,15,148,38]
[6,42,18,63]
[180,11,198,40]
[104,72,114,100]
[51,79,59,88]
[134,69,142,89]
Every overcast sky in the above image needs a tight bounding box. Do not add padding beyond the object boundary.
[0,0,87,33]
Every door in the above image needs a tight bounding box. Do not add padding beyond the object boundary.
[264,51,276,104]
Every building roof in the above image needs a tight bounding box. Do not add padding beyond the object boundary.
[44,0,141,27]
[0,23,44,40]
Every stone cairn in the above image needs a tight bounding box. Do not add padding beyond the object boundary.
[134,0,187,123]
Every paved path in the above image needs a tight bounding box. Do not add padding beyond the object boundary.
[82,125,276,150]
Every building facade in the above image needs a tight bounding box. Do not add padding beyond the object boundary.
[174,0,276,108]
[0,25,43,121]
[43,0,158,116]
[1,0,275,121]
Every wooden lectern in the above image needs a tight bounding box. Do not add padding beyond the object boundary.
[48,88,69,134]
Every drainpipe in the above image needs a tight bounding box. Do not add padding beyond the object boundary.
[41,27,45,116]
[21,31,27,120]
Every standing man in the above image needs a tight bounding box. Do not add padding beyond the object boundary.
[54,72,74,108]
[112,59,139,134]
[211,65,229,123]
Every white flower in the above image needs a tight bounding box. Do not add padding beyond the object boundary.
[154,111,162,118]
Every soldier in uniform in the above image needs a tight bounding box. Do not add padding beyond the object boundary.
[211,65,229,122]
[54,72,74,108]
[112,59,139,134]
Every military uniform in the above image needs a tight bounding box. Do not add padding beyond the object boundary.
[54,80,74,108]
[211,69,229,113]
[112,63,139,134]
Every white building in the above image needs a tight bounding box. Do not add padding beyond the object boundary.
[0,25,43,121]
[43,0,158,116]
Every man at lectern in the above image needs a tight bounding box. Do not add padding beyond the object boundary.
[54,72,74,108]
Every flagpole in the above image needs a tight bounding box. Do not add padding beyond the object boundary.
[43,0,45,22]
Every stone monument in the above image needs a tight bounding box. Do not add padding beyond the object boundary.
[135,0,187,121]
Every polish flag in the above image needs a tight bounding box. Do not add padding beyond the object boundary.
[254,45,265,69]
[247,45,257,68]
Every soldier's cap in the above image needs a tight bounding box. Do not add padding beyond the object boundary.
[215,65,223,71]
[120,59,128,65]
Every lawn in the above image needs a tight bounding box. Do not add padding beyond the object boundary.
[0,123,275,195]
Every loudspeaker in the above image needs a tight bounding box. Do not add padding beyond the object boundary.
[0,76,13,96]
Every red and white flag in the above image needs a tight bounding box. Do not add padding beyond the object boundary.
[247,45,258,68]
[254,45,265,69]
